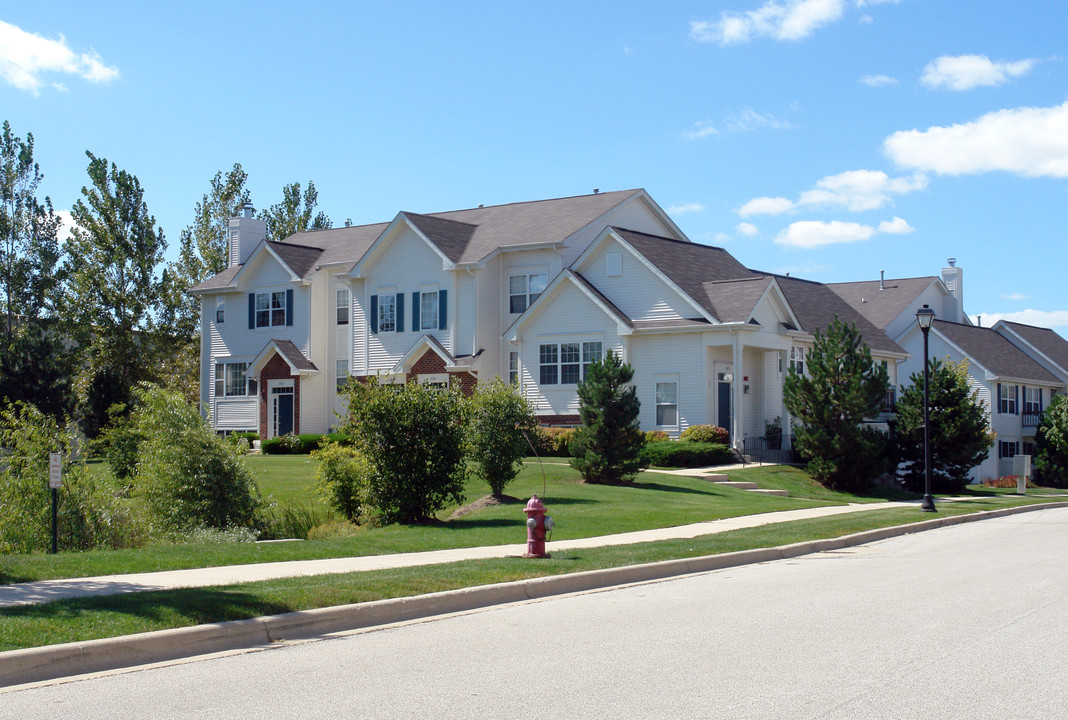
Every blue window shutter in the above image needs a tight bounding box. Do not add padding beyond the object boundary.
[285,289,294,326]
[370,295,378,333]
[997,383,1002,413]
[1040,388,1044,411]
[248,293,255,329]
[396,293,404,332]
[412,292,420,332]
[1015,385,1019,415]
[439,289,447,331]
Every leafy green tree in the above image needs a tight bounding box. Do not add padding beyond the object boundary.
[260,180,330,242]
[468,377,538,496]
[340,379,467,524]
[313,442,369,522]
[783,317,890,493]
[894,357,993,494]
[65,151,167,436]
[0,121,71,419]
[129,384,261,531]
[1035,393,1068,488]
[569,351,646,484]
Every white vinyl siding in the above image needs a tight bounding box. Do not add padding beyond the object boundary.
[579,238,699,323]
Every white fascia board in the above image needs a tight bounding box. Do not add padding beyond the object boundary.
[503,269,632,342]
[349,213,455,279]
[573,226,715,323]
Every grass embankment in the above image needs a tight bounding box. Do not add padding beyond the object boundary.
[0,494,1055,652]
[2,463,856,584]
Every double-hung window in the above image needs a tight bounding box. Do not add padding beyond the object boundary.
[790,346,805,375]
[1024,387,1042,414]
[336,359,349,391]
[378,294,396,333]
[509,272,547,314]
[999,384,1018,414]
[336,288,349,325]
[214,362,249,397]
[509,351,519,386]
[999,440,1019,459]
[539,341,604,385]
[656,380,679,427]
[255,291,287,328]
[215,298,225,324]
[420,291,438,330]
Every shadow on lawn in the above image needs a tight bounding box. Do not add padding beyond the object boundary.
[0,587,292,627]
[631,480,717,497]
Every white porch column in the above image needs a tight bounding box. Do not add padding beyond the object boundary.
[732,331,744,450]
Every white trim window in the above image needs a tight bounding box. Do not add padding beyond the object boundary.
[256,290,287,328]
[789,346,805,375]
[336,359,349,391]
[539,341,603,386]
[509,272,548,314]
[336,288,350,325]
[999,384,1018,414]
[656,379,679,428]
[420,290,439,331]
[214,362,249,397]
[378,293,396,333]
[999,440,1020,459]
[509,351,519,386]
[1024,387,1042,413]
[215,297,225,324]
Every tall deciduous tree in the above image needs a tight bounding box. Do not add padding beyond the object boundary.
[259,180,330,242]
[0,120,71,419]
[569,351,646,484]
[65,151,167,436]
[894,357,992,494]
[1034,393,1068,488]
[784,317,890,493]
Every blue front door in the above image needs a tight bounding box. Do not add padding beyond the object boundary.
[277,394,293,436]
[718,380,731,442]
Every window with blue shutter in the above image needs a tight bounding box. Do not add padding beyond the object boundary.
[370,295,379,333]
[412,292,420,332]
[285,289,293,326]
[396,293,405,332]
[248,293,255,329]
[438,289,447,331]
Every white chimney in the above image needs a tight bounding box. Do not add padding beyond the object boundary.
[228,202,266,267]
[941,258,963,323]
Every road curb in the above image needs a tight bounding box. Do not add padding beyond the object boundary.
[3,500,1066,688]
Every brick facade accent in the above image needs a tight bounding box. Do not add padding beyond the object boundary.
[355,349,478,396]
[538,414,581,427]
[259,353,300,437]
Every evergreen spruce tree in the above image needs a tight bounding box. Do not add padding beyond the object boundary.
[894,357,992,494]
[1034,393,1068,488]
[783,317,890,493]
[569,351,646,484]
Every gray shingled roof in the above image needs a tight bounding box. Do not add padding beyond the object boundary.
[999,321,1068,373]
[193,190,646,292]
[827,276,938,330]
[272,339,318,372]
[776,276,904,355]
[934,320,1058,382]
[702,277,775,324]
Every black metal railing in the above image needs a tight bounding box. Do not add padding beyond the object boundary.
[741,434,799,466]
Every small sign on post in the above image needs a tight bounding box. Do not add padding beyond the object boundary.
[49,452,61,554]
[49,452,62,489]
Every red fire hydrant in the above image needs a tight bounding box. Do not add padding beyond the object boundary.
[523,495,553,558]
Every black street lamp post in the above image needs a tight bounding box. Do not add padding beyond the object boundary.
[916,304,937,512]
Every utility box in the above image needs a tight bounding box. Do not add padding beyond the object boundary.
[1012,455,1031,494]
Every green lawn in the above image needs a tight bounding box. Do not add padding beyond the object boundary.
[0,494,1055,652]
[3,459,883,584]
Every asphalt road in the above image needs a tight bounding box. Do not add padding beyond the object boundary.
[5,507,1067,719]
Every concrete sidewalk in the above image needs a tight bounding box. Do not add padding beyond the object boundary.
[0,501,917,607]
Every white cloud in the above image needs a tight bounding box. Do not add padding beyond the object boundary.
[774,215,911,248]
[921,54,1036,91]
[669,202,705,214]
[736,222,760,236]
[884,101,1068,177]
[975,309,1068,331]
[738,196,796,217]
[861,74,897,87]
[740,169,926,216]
[55,210,76,244]
[724,108,792,132]
[877,216,913,234]
[683,121,719,140]
[0,20,118,94]
[691,0,846,45]
[1000,293,1030,301]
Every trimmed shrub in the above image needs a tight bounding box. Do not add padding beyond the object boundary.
[680,424,730,445]
[313,442,370,522]
[261,432,342,454]
[469,378,538,496]
[640,440,735,468]
[537,427,576,457]
[643,430,670,444]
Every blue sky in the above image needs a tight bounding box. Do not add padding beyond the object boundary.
[3,1,1067,330]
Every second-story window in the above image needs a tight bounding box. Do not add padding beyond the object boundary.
[378,294,396,333]
[509,272,547,314]
[255,291,287,327]
[790,346,805,375]
[999,384,1018,414]
[336,288,349,325]
[1024,387,1042,414]
[420,291,438,330]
